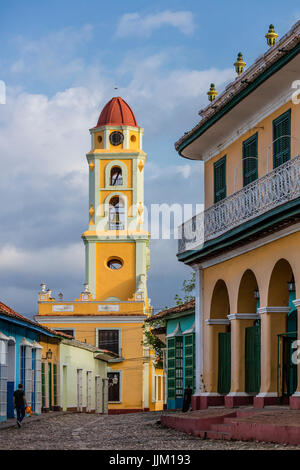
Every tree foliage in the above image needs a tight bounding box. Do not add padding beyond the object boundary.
[174,271,195,305]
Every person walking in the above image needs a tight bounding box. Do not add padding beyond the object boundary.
[182,385,193,412]
[13,384,28,428]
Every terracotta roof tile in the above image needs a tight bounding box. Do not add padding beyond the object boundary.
[146,299,195,322]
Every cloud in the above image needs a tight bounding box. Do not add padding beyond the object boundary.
[116,10,195,38]
[0,25,236,315]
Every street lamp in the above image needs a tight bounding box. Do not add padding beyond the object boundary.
[288,276,295,292]
[46,349,52,360]
[254,289,260,299]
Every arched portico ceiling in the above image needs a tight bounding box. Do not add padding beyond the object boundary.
[268,258,294,307]
[210,279,230,319]
[237,269,259,314]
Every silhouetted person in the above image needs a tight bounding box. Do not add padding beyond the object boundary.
[13,384,27,428]
[182,385,192,412]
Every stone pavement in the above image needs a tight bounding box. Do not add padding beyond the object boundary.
[0,411,68,430]
[0,410,300,450]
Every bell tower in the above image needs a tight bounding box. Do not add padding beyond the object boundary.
[82,97,151,309]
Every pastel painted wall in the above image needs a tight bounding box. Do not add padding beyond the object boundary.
[95,241,136,300]
[59,341,107,412]
[0,318,39,390]
[201,230,300,393]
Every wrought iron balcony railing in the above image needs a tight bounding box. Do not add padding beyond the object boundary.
[178,155,300,254]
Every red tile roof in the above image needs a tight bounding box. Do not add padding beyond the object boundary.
[0,301,72,339]
[146,299,195,322]
[96,97,138,128]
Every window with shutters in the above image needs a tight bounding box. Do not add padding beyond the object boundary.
[184,334,195,391]
[273,109,291,168]
[214,156,226,203]
[167,338,175,400]
[243,133,258,186]
[98,329,120,355]
[175,337,183,397]
[108,372,120,402]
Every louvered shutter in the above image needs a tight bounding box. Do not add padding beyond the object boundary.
[273,110,291,168]
[167,338,175,400]
[184,334,195,391]
[214,156,226,203]
[243,133,258,186]
[25,347,32,406]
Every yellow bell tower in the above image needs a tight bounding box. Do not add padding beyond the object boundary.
[83,96,150,306]
[36,97,164,413]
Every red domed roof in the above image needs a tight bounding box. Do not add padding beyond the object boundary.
[96,97,138,128]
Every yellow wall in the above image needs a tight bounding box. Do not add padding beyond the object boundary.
[95,241,136,300]
[40,321,145,410]
[93,130,105,150]
[92,129,141,152]
[100,159,133,188]
[202,230,300,393]
[204,100,300,209]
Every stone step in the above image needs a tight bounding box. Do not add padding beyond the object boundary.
[210,423,232,433]
[205,430,233,441]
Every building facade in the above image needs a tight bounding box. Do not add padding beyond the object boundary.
[36,97,162,412]
[175,22,300,409]
[148,301,195,410]
[59,339,111,414]
[0,302,61,422]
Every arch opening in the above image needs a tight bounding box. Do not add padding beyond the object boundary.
[109,196,125,230]
[210,279,230,319]
[110,166,123,186]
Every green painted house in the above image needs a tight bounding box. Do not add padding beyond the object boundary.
[148,300,195,410]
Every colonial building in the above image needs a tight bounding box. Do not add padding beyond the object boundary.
[175,22,300,409]
[148,300,195,410]
[0,301,111,423]
[36,97,163,412]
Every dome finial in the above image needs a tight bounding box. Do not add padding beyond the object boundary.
[207,83,218,102]
[234,52,246,76]
[265,24,278,47]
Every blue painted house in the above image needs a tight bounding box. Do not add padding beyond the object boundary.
[148,300,195,410]
[0,302,60,423]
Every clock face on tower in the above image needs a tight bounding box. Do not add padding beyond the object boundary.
[109,131,124,146]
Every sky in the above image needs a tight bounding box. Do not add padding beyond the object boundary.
[0,1,299,317]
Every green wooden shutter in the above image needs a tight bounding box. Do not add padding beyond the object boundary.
[245,324,261,394]
[41,362,45,408]
[167,338,176,400]
[53,364,57,406]
[214,156,226,203]
[48,362,52,410]
[184,334,195,391]
[273,110,291,168]
[175,337,183,398]
[243,133,258,186]
[218,332,231,395]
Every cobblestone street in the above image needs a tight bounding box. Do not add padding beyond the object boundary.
[1,411,300,450]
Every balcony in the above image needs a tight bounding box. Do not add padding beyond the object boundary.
[178,155,300,254]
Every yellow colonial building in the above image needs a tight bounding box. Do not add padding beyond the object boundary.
[175,22,300,409]
[36,97,163,412]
